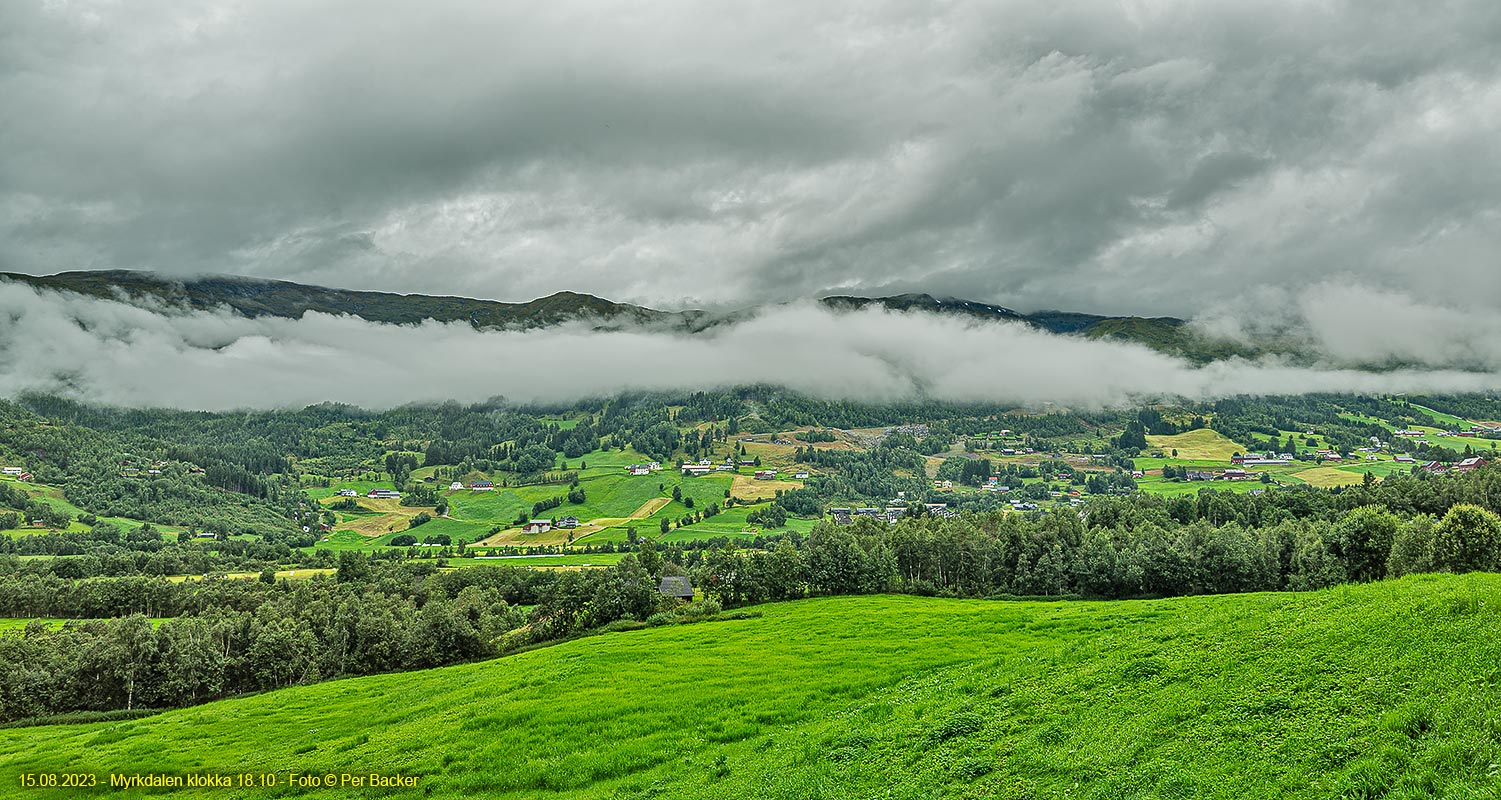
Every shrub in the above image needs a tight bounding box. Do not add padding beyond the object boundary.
[1433,504,1501,573]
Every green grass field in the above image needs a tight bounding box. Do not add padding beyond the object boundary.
[1143,429,1248,461]
[0,617,171,632]
[0,477,186,538]
[0,618,71,632]
[309,456,803,553]
[2,574,1499,798]
[1408,404,1471,429]
[463,553,627,568]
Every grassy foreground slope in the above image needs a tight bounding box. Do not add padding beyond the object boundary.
[3,576,1500,799]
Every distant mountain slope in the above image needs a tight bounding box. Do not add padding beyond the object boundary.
[1,270,676,331]
[2,270,1252,361]
[817,293,1257,361]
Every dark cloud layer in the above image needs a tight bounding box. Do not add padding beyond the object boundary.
[3,1,1500,316]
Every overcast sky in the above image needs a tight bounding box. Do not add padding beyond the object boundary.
[4,1,1500,316]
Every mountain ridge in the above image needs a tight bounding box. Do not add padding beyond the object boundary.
[1,269,1250,362]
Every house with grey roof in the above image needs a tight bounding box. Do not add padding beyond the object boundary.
[657,576,695,600]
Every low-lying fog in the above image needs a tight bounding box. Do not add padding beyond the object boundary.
[2,281,1499,411]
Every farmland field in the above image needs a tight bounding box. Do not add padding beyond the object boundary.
[1289,466,1369,488]
[2,574,1498,798]
[464,553,627,568]
[0,617,171,631]
[310,452,813,550]
[1143,428,1247,461]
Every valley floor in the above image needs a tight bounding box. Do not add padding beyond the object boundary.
[2,575,1500,799]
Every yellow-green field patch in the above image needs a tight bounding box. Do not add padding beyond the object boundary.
[730,475,803,501]
[1290,467,1371,488]
[1144,429,1247,461]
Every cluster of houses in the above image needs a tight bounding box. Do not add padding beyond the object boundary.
[366,489,401,499]
[1397,426,1494,439]
[675,458,809,480]
[1421,457,1487,475]
[829,502,957,525]
[1183,468,1262,482]
[982,477,1012,493]
[521,516,581,534]
[1231,453,1293,467]
[626,462,663,476]
[934,476,1037,495]
[1,467,31,482]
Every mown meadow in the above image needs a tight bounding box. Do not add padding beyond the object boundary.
[2,573,1498,799]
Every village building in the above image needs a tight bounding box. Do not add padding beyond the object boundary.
[682,464,713,476]
[627,464,651,476]
[1,467,22,476]
[449,481,464,491]
[337,489,359,497]
[522,519,552,534]
[754,469,776,480]
[470,480,495,491]
[556,516,580,529]
[657,575,695,601]
[367,489,401,499]
[794,471,809,479]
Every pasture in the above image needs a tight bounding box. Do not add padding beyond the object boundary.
[1289,466,1368,488]
[1143,428,1247,461]
[167,569,336,583]
[1,575,1498,798]
[0,617,171,632]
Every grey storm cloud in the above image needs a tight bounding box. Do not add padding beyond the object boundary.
[3,0,1501,316]
[4,283,1501,411]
